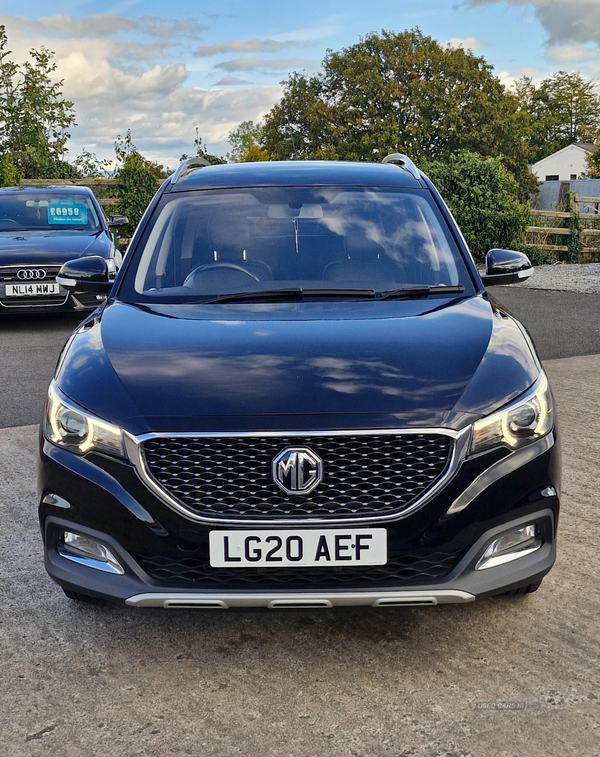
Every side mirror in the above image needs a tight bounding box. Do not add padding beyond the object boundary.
[481,249,533,287]
[108,215,129,228]
[57,256,116,294]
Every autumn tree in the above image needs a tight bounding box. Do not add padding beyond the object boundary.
[515,71,600,162]
[226,120,270,162]
[262,29,531,185]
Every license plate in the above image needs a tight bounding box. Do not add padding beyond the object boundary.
[5,282,60,297]
[209,529,387,568]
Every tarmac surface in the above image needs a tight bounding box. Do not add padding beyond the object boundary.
[0,288,599,756]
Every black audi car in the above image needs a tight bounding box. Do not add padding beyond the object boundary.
[38,156,560,610]
[0,185,127,314]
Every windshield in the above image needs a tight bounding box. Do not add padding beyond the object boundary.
[0,192,101,233]
[124,187,473,302]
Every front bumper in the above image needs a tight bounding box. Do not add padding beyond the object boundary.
[43,509,556,608]
[0,289,101,313]
[38,426,561,608]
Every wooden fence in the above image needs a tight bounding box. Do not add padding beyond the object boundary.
[526,193,600,258]
[18,177,121,207]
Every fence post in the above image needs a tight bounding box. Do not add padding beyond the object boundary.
[571,193,579,214]
[565,192,582,263]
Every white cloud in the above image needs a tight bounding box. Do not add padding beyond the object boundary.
[5,14,206,40]
[444,37,484,51]
[535,1,600,46]
[497,66,550,89]
[0,15,282,166]
[194,39,312,57]
[60,52,187,100]
[214,75,252,86]
[465,1,600,47]
[547,44,600,63]
[216,57,312,72]
[76,85,282,167]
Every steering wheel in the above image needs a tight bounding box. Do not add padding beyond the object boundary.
[183,262,259,287]
[0,219,20,227]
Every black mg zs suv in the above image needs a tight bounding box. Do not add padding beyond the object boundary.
[38,156,560,609]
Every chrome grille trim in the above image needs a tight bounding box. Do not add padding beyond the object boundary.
[125,427,471,526]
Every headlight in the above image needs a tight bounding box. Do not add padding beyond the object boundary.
[471,372,553,454]
[44,382,126,458]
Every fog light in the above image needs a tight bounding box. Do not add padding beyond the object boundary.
[59,531,124,575]
[475,525,542,570]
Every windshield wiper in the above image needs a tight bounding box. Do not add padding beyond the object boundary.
[380,285,465,300]
[203,288,376,304]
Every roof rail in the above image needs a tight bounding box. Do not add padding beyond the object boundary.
[382,153,420,180]
[170,156,212,184]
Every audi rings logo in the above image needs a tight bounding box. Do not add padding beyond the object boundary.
[17,269,46,281]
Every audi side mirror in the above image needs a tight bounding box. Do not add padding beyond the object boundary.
[481,249,533,287]
[57,256,116,294]
[108,215,129,228]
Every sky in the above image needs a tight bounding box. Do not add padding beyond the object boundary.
[1,0,600,168]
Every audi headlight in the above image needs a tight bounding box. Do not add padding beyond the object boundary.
[471,372,553,454]
[44,382,126,458]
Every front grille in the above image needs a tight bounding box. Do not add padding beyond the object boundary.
[135,550,466,589]
[0,265,62,282]
[142,433,453,521]
[0,265,66,307]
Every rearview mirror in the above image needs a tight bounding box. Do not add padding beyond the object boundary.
[481,249,533,287]
[57,256,116,294]
[108,215,129,228]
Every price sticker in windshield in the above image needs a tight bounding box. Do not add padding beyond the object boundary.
[48,203,88,225]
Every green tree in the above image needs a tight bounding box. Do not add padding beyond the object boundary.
[114,131,161,236]
[263,29,531,185]
[423,151,532,263]
[0,154,19,187]
[226,120,270,162]
[516,71,600,162]
[74,148,111,178]
[0,25,76,178]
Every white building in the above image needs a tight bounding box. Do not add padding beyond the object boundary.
[530,143,594,182]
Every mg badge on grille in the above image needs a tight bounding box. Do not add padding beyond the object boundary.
[272,447,323,496]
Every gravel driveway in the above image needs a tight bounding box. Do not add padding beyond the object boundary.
[513,262,600,293]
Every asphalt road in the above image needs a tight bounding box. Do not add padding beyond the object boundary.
[493,286,600,360]
[0,286,599,429]
[0,312,82,429]
[1,353,598,757]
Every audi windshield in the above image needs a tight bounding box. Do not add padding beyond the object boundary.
[120,187,475,302]
[0,191,101,234]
